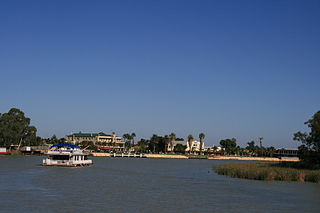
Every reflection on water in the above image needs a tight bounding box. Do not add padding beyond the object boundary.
[0,156,319,213]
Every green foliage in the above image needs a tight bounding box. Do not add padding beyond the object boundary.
[305,171,320,183]
[199,133,205,153]
[137,139,148,153]
[148,134,167,153]
[0,108,39,147]
[294,111,320,165]
[215,163,320,183]
[220,138,237,155]
[187,134,194,153]
[174,144,187,153]
[80,141,97,150]
[169,133,176,152]
[135,134,187,154]
[123,132,136,149]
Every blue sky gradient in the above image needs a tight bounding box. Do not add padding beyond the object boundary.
[1,0,319,147]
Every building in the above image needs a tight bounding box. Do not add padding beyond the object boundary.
[275,148,299,158]
[167,140,203,152]
[66,132,124,150]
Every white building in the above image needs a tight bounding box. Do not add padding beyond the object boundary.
[167,140,203,152]
[66,132,124,147]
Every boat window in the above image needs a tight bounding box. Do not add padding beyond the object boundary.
[52,155,69,160]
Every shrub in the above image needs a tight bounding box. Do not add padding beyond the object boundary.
[305,171,320,183]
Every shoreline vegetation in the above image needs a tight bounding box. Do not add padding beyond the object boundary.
[214,111,320,184]
[214,162,320,183]
[90,152,299,161]
[1,108,319,184]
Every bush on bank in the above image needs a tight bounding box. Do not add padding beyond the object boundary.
[214,163,320,183]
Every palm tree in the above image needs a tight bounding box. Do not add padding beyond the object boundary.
[131,133,136,146]
[123,133,131,152]
[199,133,205,155]
[187,134,194,154]
[259,137,264,148]
[164,135,169,153]
[169,133,176,153]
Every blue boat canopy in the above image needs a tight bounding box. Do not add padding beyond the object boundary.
[50,144,79,149]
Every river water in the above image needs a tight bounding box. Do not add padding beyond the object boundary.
[0,156,319,213]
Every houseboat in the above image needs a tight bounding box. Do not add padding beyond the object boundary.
[42,144,93,167]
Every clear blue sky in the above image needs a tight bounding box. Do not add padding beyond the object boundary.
[1,0,319,148]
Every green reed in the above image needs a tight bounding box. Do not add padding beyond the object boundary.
[215,162,320,183]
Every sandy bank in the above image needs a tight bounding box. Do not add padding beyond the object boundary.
[145,154,188,159]
[91,153,112,157]
[90,153,187,159]
[209,156,299,162]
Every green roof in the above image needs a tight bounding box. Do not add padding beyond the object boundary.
[67,132,112,137]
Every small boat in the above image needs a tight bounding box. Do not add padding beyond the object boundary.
[42,144,93,167]
[0,147,11,155]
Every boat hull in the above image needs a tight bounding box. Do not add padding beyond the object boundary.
[42,163,93,167]
[42,159,93,167]
[0,152,12,155]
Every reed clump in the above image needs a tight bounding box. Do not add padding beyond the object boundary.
[215,163,320,183]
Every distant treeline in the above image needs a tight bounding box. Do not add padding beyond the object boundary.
[1,108,319,167]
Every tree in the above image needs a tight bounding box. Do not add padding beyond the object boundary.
[220,138,237,155]
[187,134,194,154]
[174,144,187,153]
[80,141,97,150]
[149,134,159,153]
[137,139,149,153]
[294,111,320,164]
[123,133,132,151]
[164,135,169,153]
[131,133,136,146]
[246,141,257,156]
[199,133,205,154]
[169,133,176,153]
[50,135,59,144]
[266,146,276,157]
[0,108,38,147]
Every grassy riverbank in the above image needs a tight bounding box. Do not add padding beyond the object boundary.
[214,162,320,183]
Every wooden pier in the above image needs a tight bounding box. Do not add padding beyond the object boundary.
[111,153,147,158]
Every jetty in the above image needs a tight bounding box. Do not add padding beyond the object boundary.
[112,153,147,158]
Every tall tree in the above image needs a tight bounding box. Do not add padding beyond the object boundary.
[123,133,132,151]
[294,111,320,164]
[164,135,169,153]
[246,141,258,156]
[174,144,187,153]
[149,134,159,153]
[187,134,194,154]
[137,139,149,153]
[199,133,205,154]
[169,133,176,152]
[0,108,38,147]
[220,138,237,155]
[131,133,136,146]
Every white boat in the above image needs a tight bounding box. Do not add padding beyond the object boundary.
[42,144,93,167]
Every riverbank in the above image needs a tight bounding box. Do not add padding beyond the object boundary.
[91,153,188,159]
[214,162,320,183]
[90,153,299,161]
[210,156,299,162]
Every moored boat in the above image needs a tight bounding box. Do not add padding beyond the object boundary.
[42,144,93,167]
[0,147,11,155]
